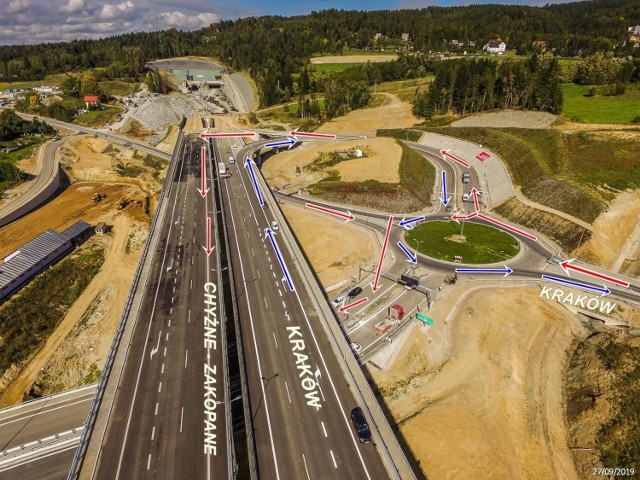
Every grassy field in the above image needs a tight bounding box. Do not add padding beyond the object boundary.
[0,243,104,381]
[406,220,520,264]
[374,76,433,102]
[311,63,363,75]
[562,83,640,124]
[74,105,122,127]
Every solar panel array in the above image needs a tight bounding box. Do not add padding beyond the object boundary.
[0,221,92,296]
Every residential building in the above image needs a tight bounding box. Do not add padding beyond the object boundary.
[484,40,506,54]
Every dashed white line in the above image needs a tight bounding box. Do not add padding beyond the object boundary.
[284,381,292,404]
[168,319,171,327]
[174,277,177,284]
[161,363,165,374]
[321,421,328,437]
[281,300,286,308]
[188,309,191,323]
[155,403,159,415]
[158,382,162,393]
[272,332,278,348]
[180,406,184,433]
[151,426,155,441]
[185,350,189,368]
[165,332,169,341]
[278,289,282,297]
[163,347,167,357]
[170,307,173,315]
[272,272,276,278]
[302,454,311,480]
[330,450,338,468]
[257,270,261,279]
[147,454,151,470]
[173,286,176,294]
[171,297,174,304]
[190,279,193,290]
[263,297,268,308]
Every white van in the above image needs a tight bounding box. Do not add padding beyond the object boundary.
[228,155,236,164]
[271,221,279,231]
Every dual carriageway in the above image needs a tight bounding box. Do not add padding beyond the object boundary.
[0,117,638,479]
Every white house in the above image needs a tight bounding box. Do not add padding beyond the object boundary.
[483,40,506,54]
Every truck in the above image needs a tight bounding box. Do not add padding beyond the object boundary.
[218,162,227,176]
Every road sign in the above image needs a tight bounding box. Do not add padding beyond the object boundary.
[416,313,433,325]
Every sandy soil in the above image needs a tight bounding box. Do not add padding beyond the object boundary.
[0,215,145,405]
[576,190,640,272]
[372,287,586,480]
[60,136,165,195]
[316,93,419,137]
[310,54,398,64]
[450,110,557,129]
[280,203,378,290]
[262,137,402,189]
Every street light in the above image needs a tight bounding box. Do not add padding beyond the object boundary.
[413,238,423,253]
[214,394,242,405]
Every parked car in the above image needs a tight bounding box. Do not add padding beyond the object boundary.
[347,286,363,299]
[350,407,372,443]
[462,172,471,183]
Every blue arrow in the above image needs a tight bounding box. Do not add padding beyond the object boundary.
[455,266,513,277]
[399,216,425,227]
[397,241,417,264]
[265,228,295,291]
[441,170,449,206]
[245,158,264,206]
[265,138,296,149]
[541,274,610,296]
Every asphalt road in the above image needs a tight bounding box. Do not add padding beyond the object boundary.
[0,385,95,478]
[214,137,390,479]
[88,135,230,479]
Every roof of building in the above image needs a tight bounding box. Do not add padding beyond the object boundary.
[486,40,505,48]
[83,95,99,102]
[0,221,92,290]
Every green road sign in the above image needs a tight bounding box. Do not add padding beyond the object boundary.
[416,313,433,325]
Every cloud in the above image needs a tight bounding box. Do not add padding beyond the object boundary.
[0,0,223,45]
[60,0,85,13]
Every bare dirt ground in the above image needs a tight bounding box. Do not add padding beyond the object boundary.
[262,137,402,189]
[310,54,398,64]
[0,215,146,405]
[280,203,378,290]
[576,190,640,274]
[449,110,557,129]
[371,287,587,480]
[316,92,419,137]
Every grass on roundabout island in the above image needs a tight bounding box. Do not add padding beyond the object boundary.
[405,220,520,264]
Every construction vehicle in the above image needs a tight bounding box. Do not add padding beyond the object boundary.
[92,193,106,203]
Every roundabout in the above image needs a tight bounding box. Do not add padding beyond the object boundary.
[405,220,520,264]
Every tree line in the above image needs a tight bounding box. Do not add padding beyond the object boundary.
[412,55,563,118]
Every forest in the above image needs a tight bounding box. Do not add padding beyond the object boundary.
[0,0,639,108]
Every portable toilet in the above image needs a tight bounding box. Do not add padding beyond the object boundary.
[388,304,404,320]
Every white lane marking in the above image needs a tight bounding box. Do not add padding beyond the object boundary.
[163,347,167,357]
[321,421,327,437]
[281,300,286,309]
[272,332,278,348]
[155,403,159,415]
[172,286,175,294]
[161,363,164,374]
[278,289,282,297]
[302,454,311,480]
[272,272,276,278]
[174,277,177,284]
[158,382,162,393]
[151,426,155,441]
[180,407,184,433]
[257,270,261,279]
[192,255,194,264]
[168,319,171,327]
[263,297,268,308]
[330,450,337,468]
[165,332,169,341]
[284,381,291,404]
[147,454,151,471]
[171,297,174,304]
[190,279,193,290]
[170,307,173,315]
[252,248,255,256]
[188,309,191,323]
[185,350,189,368]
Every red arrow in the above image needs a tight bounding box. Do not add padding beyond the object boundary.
[477,214,537,241]
[339,297,369,313]
[204,217,214,256]
[198,147,209,198]
[561,260,630,288]
[372,216,394,292]
[471,187,480,212]
[452,212,478,221]
[305,202,355,222]
[290,130,336,139]
[440,150,470,168]
[200,131,254,139]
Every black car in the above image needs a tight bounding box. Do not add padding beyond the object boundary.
[347,286,362,299]
[350,407,372,443]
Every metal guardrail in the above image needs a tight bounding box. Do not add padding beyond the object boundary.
[67,127,186,480]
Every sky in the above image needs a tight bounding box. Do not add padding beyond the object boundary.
[1,0,573,46]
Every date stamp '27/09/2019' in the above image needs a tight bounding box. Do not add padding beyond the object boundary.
[592,468,635,476]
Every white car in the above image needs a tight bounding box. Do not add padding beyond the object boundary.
[350,342,362,353]
[271,221,279,231]
[331,296,345,308]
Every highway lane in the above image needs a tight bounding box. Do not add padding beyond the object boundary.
[0,441,77,480]
[88,135,230,479]
[215,137,389,479]
[0,385,94,452]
